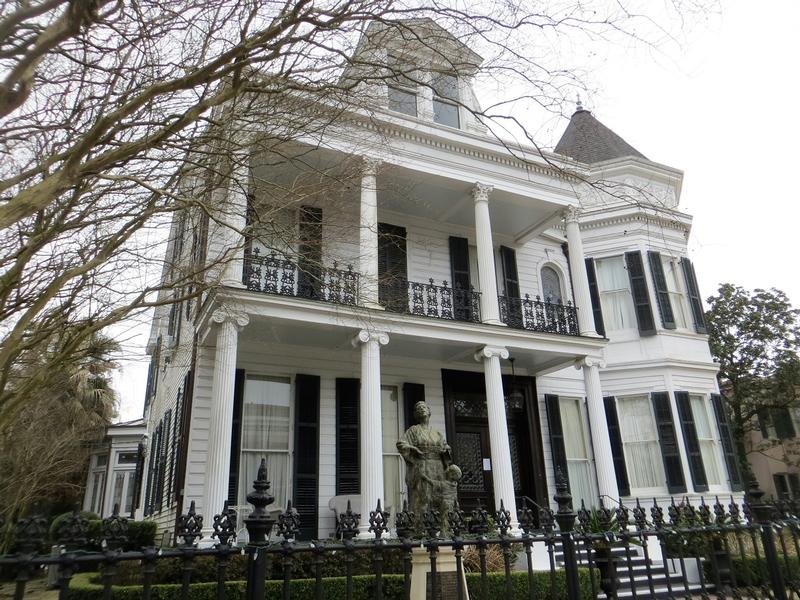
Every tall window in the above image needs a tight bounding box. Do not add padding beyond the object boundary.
[387,56,418,117]
[381,386,404,519]
[110,452,139,516]
[432,72,460,128]
[661,256,689,328]
[690,395,723,486]
[595,256,637,331]
[87,454,108,515]
[239,376,291,510]
[617,395,665,491]
[559,397,593,506]
[541,266,563,303]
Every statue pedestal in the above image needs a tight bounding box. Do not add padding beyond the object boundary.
[410,546,469,600]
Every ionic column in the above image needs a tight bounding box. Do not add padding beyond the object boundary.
[203,307,249,532]
[359,157,382,309]
[475,345,518,529]
[473,183,501,324]
[352,329,389,535]
[577,357,620,501]
[564,205,598,336]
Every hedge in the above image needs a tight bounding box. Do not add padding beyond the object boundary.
[47,513,156,551]
[66,568,595,600]
[702,555,800,587]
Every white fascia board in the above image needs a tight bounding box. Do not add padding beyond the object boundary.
[599,358,720,374]
[587,156,684,200]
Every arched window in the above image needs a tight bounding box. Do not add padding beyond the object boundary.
[541,266,563,303]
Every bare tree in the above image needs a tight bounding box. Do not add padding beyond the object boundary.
[0,0,713,426]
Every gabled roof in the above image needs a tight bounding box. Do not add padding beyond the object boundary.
[555,108,647,164]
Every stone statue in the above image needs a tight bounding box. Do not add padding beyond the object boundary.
[397,401,461,528]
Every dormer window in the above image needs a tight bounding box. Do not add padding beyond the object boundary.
[387,55,418,117]
[432,72,460,128]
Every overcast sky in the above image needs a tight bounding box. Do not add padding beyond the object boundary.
[112,0,800,422]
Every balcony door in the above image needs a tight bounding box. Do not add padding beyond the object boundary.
[442,369,547,515]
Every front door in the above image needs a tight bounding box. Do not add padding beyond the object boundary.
[442,369,548,515]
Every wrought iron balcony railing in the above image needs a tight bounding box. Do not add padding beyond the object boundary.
[499,294,580,336]
[381,278,482,323]
[243,250,359,306]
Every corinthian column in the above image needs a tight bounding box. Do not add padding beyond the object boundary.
[352,329,389,535]
[203,307,249,533]
[359,157,382,309]
[475,345,518,529]
[473,183,501,324]
[564,205,598,336]
[577,357,619,500]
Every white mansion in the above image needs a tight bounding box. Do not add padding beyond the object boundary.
[131,21,742,542]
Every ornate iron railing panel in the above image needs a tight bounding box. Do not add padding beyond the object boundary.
[382,278,482,323]
[498,294,580,336]
[243,249,359,306]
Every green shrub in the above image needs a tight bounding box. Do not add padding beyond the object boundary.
[83,520,157,550]
[702,555,800,587]
[465,568,595,600]
[49,512,100,542]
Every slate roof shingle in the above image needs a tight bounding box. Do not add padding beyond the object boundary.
[554,109,647,164]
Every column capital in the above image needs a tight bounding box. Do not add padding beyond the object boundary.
[472,182,493,204]
[352,329,389,347]
[211,307,250,330]
[574,356,606,370]
[564,204,581,224]
[361,156,382,175]
[474,345,509,361]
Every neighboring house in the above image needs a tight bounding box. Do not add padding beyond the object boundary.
[83,418,146,518]
[748,406,800,499]
[134,20,742,542]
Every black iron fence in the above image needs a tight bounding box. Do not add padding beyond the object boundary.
[499,294,580,336]
[3,462,800,600]
[382,278,482,323]
[243,249,359,306]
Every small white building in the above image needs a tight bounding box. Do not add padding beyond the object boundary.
[136,20,742,541]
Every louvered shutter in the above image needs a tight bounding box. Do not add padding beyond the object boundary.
[132,443,145,515]
[167,398,179,503]
[403,383,425,430]
[544,395,570,491]
[144,434,157,516]
[625,251,656,336]
[680,258,707,333]
[584,258,605,336]
[651,392,687,493]
[336,378,360,494]
[449,236,472,321]
[500,246,522,327]
[378,223,408,312]
[227,369,246,505]
[647,251,676,329]
[293,374,320,540]
[297,206,323,299]
[773,407,796,439]
[174,369,193,504]
[603,397,630,496]
[710,394,743,491]
[159,411,171,512]
[674,392,708,492]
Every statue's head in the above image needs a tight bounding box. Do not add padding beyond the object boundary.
[413,401,430,423]
[445,464,462,482]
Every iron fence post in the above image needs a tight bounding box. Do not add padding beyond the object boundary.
[748,480,788,600]
[244,458,277,600]
[553,470,581,600]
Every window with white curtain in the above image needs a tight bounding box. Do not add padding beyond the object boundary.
[381,386,404,520]
[661,256,689,329]
[595,256,637,331]
[239,376,291,511]
[617,395,666,491]
[559,397,594,507]
[690,394,723,486]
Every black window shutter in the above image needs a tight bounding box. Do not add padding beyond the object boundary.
[651,392,687,493]
[584,258,605,336]
[336,378,360,495]
[449,236,472,321]
[772,407,796,439]
[227,369,246,505]
[132,442,145,515]
[500,246,522,327]
[775,475,790,498]
[625,251,656,336]
[403,383,425,431]
[167,397,179,503]
[789,474,800,498]
[674,391,708,492]
[144,434,157,516]
[293,374,320,540]
[680,258,707,333]
[647,251,676,329]
[378,223,408,312]
[603,397,630,496]
[159,411,171,512]
[711,393,743,491]
[544,394,570,492]
[297,206,323,299]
